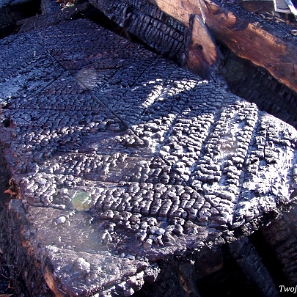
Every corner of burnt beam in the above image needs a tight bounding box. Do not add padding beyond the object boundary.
[183,14,221,80]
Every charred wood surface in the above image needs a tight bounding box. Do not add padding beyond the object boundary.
[148,0,297,93]
[229,237,279,297]
[0,17,297,296]
[262,207,297,285]
[90,0,221,79]
[88,0,187,60]
[220,48,297,129]
[91,0,297,93]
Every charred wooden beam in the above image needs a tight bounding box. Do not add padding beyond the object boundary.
[229,237,279,297]
[92,0,297,92]
[89,0,221,79]
[88,0,187,59]
[147,0,297,92]
[262,206,297,285]
[2,15,297,297]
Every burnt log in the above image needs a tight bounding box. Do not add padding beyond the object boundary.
[89,0,221,79]
[1,13,297,297]
[91,0,297,93]
[147,0,297,93]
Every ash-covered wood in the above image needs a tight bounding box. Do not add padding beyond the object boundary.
[0,17,297,296]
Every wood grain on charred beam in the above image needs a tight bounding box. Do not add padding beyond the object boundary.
[90,0,220,78]
[148,0,297,93]
[89,0,187,60]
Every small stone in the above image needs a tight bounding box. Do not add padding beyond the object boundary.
[57,216,66,224]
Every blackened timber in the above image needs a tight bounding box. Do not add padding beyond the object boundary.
[1,17,297,297]
[147,0,297,93]
[90,0,220,78]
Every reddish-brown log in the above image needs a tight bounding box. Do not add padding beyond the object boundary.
[148,0,297,93]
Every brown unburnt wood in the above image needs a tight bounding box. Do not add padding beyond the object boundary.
[186,14,220,79]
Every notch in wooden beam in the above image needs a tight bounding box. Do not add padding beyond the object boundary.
[185,14,221,79]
